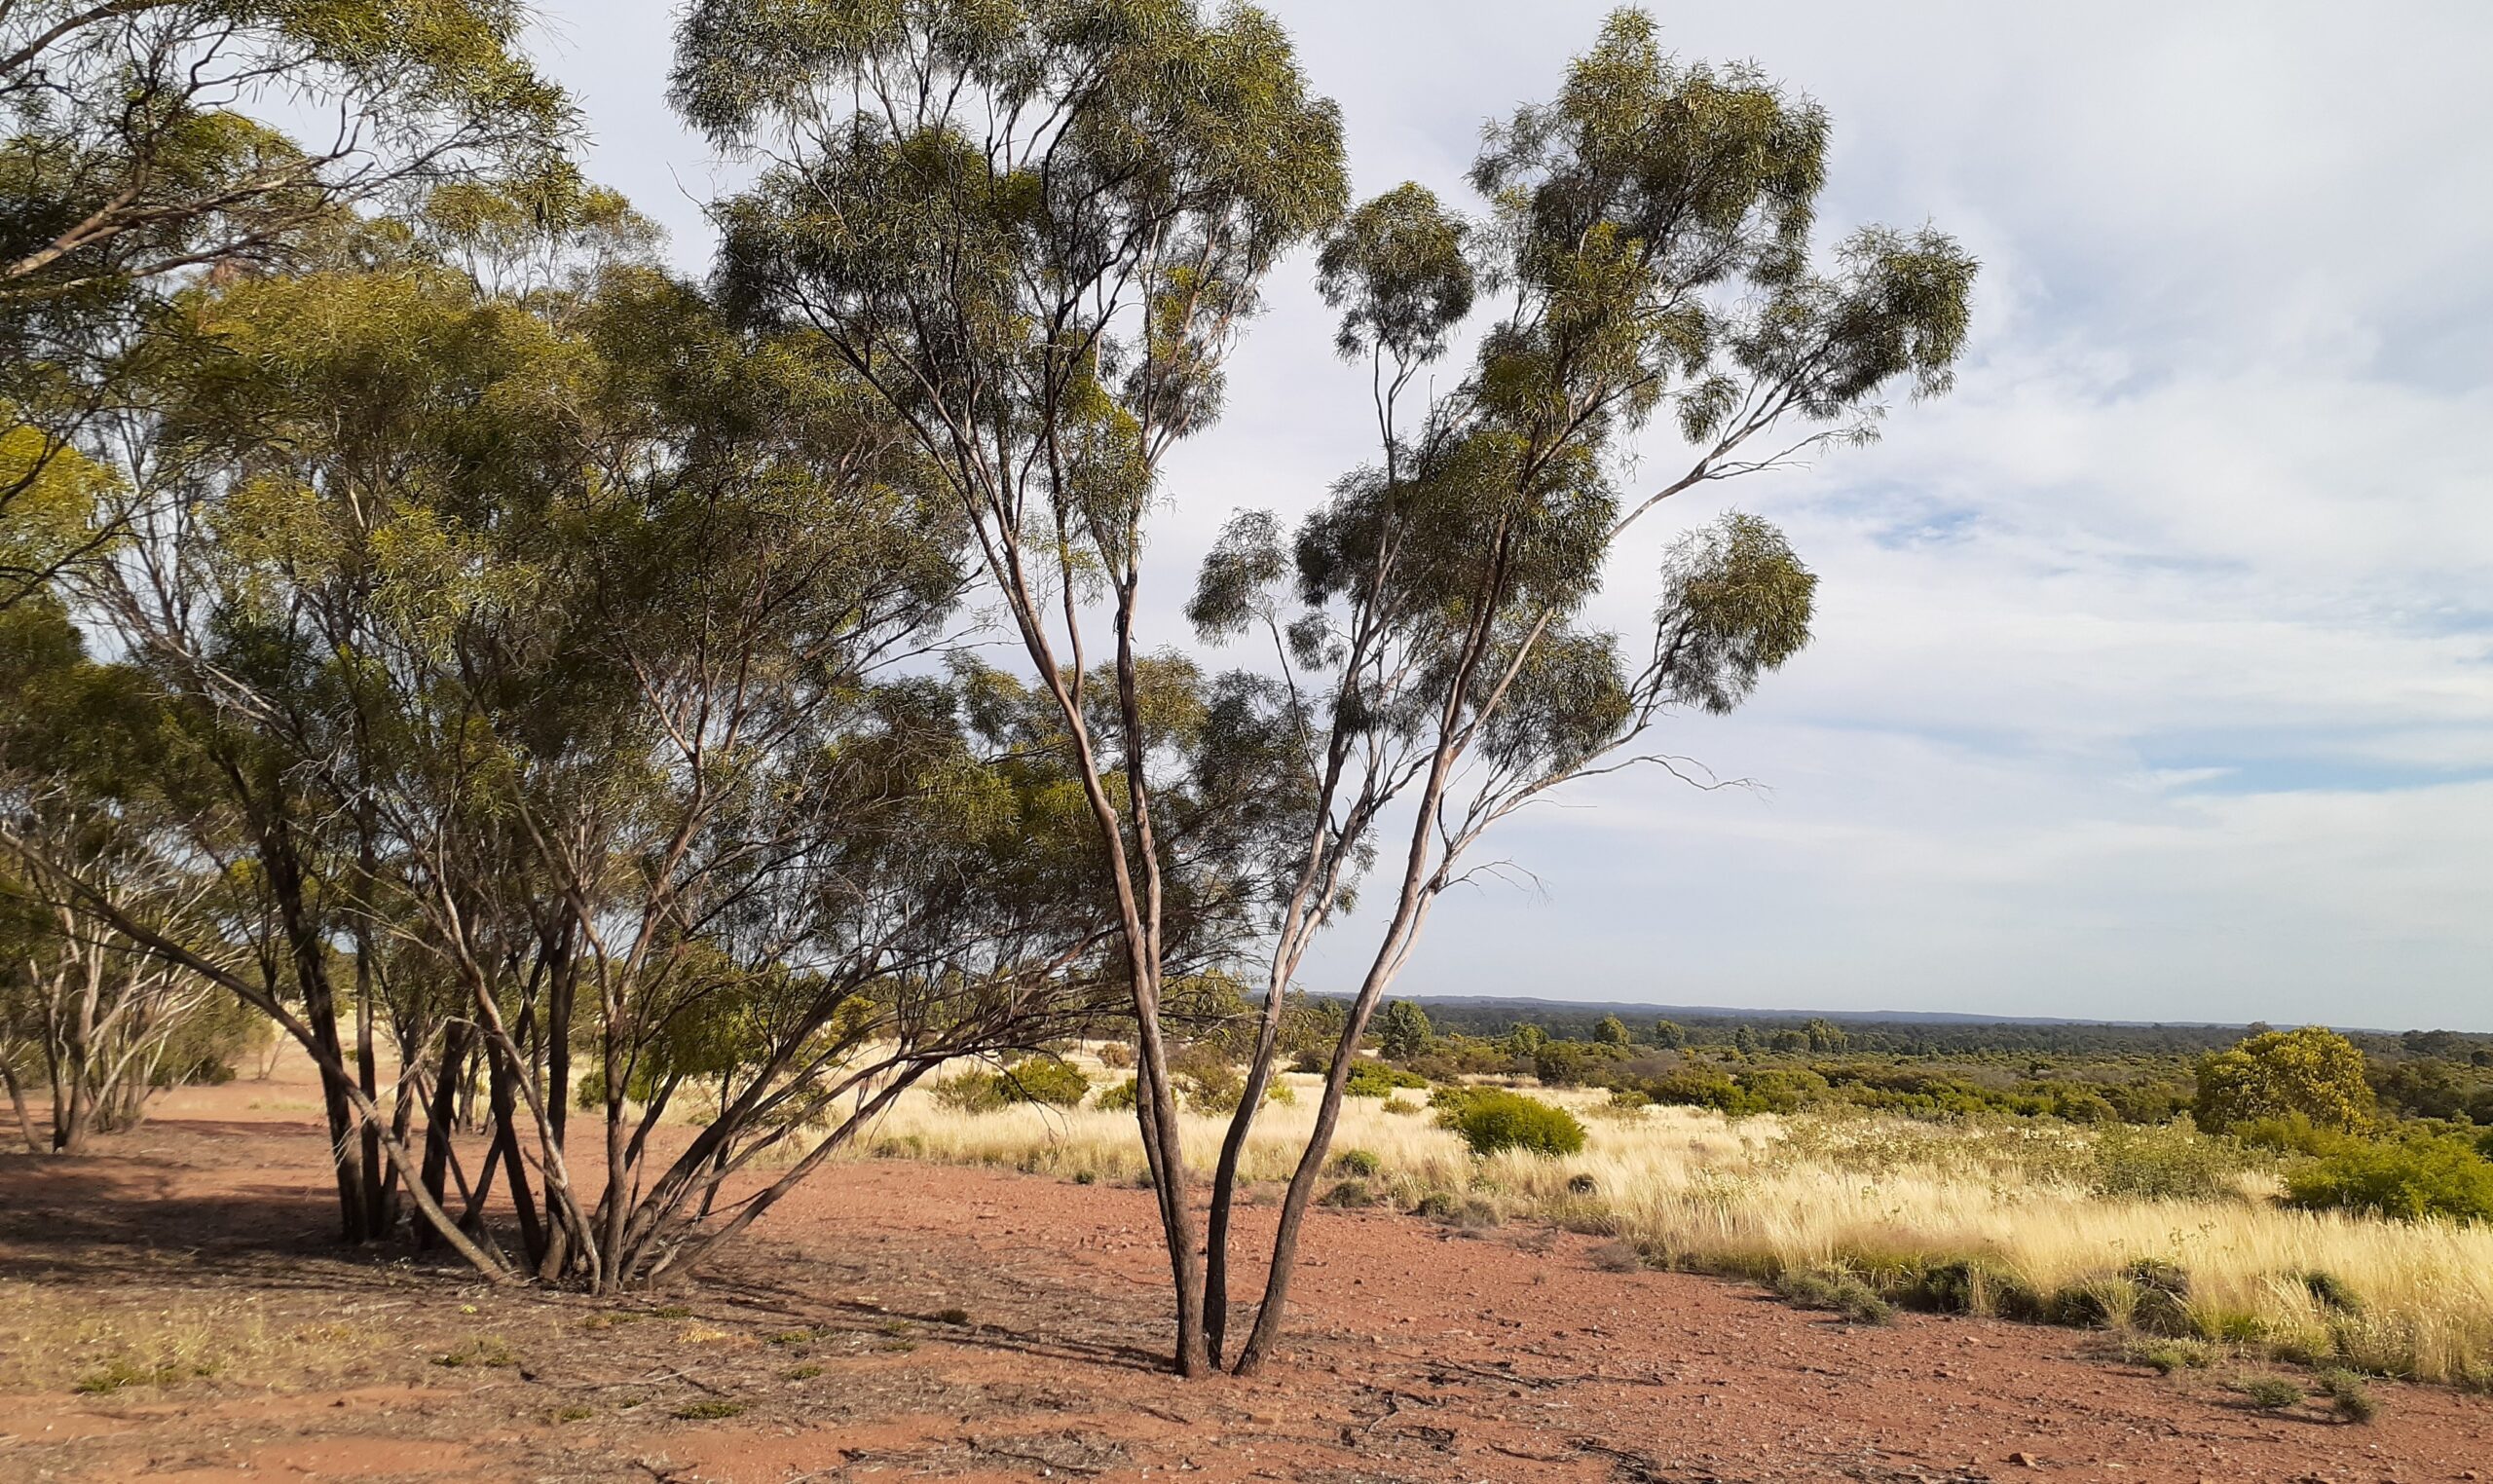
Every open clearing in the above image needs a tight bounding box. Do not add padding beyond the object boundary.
[5,1073,2492,1483]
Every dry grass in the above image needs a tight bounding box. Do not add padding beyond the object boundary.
[0,1281,378,1393]
[829,1054,2493,1387]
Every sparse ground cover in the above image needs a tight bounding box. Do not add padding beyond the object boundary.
[10,1073,2493,1482]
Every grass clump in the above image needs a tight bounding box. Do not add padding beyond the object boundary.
[1320,1178,1378,1208]
[1433,1088,1586,1158]
[2234,1374,2305,1411]
[783,1362,825,1381]
[673,1398,747,1421]
[2122,1337,2214,1375]
[1590,1240,1644,1273]
[549,1404,595,1423]
[2316,1367,2377,1423]
[2298,1269,2363,1312]
[1773,1266,1894,1325]
[431,1337,519,1369]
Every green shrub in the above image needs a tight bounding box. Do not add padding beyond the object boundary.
[2234,1112,2353,1156]
[2317,1368,2376,1423]
[2123,1337,2214,1374]
[2284,1134,2493,1222]
[2194,1026,2377,1135]
[2090,1123,2243,1201]
[2234,1374,2304,1411]
[1320,1178,1378,1208]
[1411,1190,1459,1219]
[996,1057,1091,1107]
[931,1069,1007,1113]
[1773,1267,1894,1324]
[1434,1088,1586,1158]
[1094,1076,1138,1111]
[1330,1148,1381,1178]
[1345,1059,1430,1097]
[932,1057,1090,1112]
[2299,1269,2363,1312]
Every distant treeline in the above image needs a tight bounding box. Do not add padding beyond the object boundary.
[1385,999,2493,1060]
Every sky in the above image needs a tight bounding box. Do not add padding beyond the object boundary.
[522,1,2493,1030]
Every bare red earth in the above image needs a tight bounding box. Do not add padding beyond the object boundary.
[4,1077,2490,1483]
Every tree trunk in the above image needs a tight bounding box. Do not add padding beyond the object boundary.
[416,1022,469,1250]
[1,1059,39,1153]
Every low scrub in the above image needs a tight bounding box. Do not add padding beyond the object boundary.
[1345,1060,1431,1097]
[2285,1135,2493,1223]
[1433,1088,1585,1158]
[1773,1266,1894,1325]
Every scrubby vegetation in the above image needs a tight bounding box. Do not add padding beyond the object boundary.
[858,1017,2493,1388]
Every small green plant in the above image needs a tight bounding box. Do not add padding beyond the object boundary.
[2316,1368,2376,1424]
[1330,1148,1381,1178]
[784,1363,825,1381]
[651,1305,693,1319]
[1379,1094,1420,1115]
[1071,1168,1098,1185]
[1095,1076,1138,1111]
[1411,1190,1459,1219]
[673,1399,747,1421]
[1434,1088,1586,1158]
[1773,1267,1895,1325]
[550,1404,595,1423]
[2122,1337,2214,1375]
[2235,1374,2305,1411]
[1320,1178,1378,1208]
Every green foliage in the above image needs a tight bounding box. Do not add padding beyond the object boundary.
[2316,1368,2377,1424]
[1592,1014,1630,1046]
[1434,1088,1586,1159]
[2284,1134,2493,1223]
[1319,1178,1378,1208]
[2235,1375,2304,1412]
[2089,1123,2246,1202]
[1773,1266,1894,1325]
[1376,1000,1433,1060]
[2195,1027,2376,1135]
[1343,1059,1430,1097]
[1330,1148,1381,1178]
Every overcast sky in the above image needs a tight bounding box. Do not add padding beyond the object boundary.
[525,2,2493,1030]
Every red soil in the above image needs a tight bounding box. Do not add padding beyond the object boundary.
[4,1078,2490,1483]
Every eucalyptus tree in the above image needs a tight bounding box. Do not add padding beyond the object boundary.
[9,183,1196,1286]
[0,597,256,1152]
[0,0,573,605]
[673,0,1348,1372]
[1186,11,1977,1371]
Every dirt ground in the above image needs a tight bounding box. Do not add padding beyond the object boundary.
[4,1076,2492,1484]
